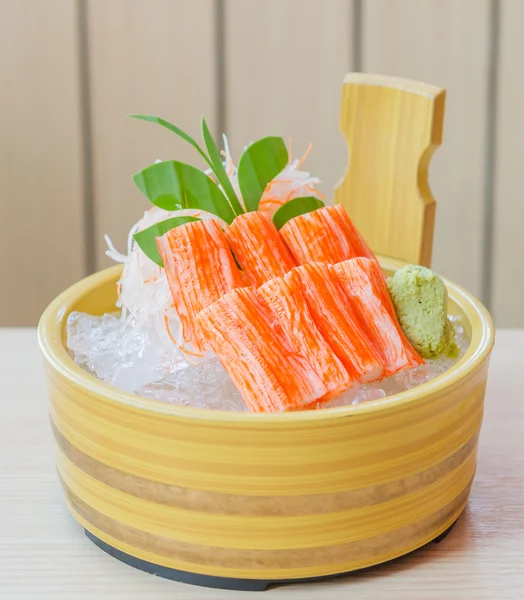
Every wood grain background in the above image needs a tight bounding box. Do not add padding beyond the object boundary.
[1,0,521,326]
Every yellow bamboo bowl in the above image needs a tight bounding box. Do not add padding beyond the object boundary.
[38,256,494,589]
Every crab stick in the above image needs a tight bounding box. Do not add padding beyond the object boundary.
[288,262,384,384]
[257,276,351,400]
[280,204,378,266]
[357,257,404,319]
[346,257,425,368]
[225,211,296,287]
[197,287,327,412]
[333,258,424,376]
[157,219,245,352]
[351,257,395,317]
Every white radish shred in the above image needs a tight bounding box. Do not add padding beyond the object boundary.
[105,206,223,364]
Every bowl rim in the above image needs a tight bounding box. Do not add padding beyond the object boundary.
[38,257,495,423]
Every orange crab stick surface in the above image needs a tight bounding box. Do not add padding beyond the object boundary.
[347,257,425,368]
[357,257,404,320]
[257,276,351,401]
[157,219,245,353]
[197,287,328,412]
[288,262,384,384]
[224,211,296,287]
[333,258,424,376]
[281,204,378,266]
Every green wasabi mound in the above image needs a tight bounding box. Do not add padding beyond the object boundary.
[387,265,459,359]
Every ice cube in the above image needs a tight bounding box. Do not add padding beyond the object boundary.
[66,310,469,412]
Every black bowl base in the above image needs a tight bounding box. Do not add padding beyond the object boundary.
[85,520,457,592]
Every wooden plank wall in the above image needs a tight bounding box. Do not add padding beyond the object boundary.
[224,0,355,197]
[86,0,218,270]
[1,0,521,326]
[0,0,86,325]
[492,0,524,326]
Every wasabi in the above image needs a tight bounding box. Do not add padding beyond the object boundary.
[388,265,459,359]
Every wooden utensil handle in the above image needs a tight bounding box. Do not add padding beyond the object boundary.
[334,73,446,267]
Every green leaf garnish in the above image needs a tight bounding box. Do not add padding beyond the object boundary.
[133,216,200,266]
[133,161,236,224]
[237,137,288,212]
[130,115,213,170]
[201,117,244,217]
[133,161,182,210]
[272,196,325,230]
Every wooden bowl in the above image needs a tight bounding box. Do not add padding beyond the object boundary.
[38,257,494,590]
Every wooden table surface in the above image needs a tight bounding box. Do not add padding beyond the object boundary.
[1,328,523,599]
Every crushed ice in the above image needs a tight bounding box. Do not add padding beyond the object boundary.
[66,311,468,412]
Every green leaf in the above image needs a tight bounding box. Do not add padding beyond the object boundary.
[201,117,244,216]
[133,216,200,266]
[237,137,288,211]
[133,161,182,210]
[129,115,213,170]
[133,160,236,224]
[272,196,325,230]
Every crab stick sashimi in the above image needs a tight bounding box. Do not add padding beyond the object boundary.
[357,256,405,320]
[197,287,327,412]
[224,211,296,287]
[157,219,245,353]
[257,276,351,400]
[332,258,424,376]
[357,256,393,315]
[280,204,378,267]
[346,257,425,368]
[288,262,384,384]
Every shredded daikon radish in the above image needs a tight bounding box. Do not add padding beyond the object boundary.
[105,206,224,362]
[206,136,326,215]
[258,142,326,216]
